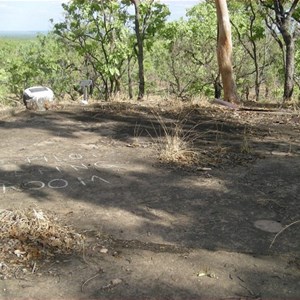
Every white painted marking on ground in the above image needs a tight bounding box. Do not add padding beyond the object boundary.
[77,177,86,186]
[48,179,68,189]
[91,175,110,184]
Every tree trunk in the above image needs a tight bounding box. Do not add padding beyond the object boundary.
[260,0,299,102]
[249,1,260,101]
[127,56,133,99]
[282,31,295,102]
[215,0,238,103]
[214,73,222,99]
[274,0,299,102]
[131,0,145,100]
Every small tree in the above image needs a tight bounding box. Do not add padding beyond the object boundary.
[131,0,145,100]
[155,2,218,99]
[122,0,169,100]
[230,0,271,102]
[53,0,130,100]
[260,0,300,102]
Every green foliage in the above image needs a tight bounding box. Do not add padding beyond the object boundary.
[138,1,170,50]
[0,34,81,104]
[0,68,9,105]
[52,0,170,99]
[54,0,131,99]
[152,1,218,98]
[1,0,299,106]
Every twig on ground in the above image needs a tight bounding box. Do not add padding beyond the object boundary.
[269,220,300,248]
[81,269,103,292]
[31,262,37,274]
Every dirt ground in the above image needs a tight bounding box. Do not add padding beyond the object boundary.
[0,100,300,299]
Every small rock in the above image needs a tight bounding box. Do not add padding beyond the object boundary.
[254,220,283,233]
[110,278,123,286]
[100,248,108,254]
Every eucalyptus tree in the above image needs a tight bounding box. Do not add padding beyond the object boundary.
[294,38,300,93]
[186,2,220,98]
[128,0,145,100]
[215,0,239,103]
[121,0,170,100]
[53,0,131,100]
[230,0,275,101]
[259,0,300,102]
[153,20,201,98]
[154,1,219,99]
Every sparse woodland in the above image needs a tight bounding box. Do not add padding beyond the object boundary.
[1,0,300,106]
[1,2,300,298]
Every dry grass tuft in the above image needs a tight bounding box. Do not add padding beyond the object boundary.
[240,127,252,154]
[0,208,84,278]
[149,111,201,167]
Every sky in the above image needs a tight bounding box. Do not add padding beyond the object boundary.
[0,0,199,32]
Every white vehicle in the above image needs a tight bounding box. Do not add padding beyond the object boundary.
[23,86,54,110]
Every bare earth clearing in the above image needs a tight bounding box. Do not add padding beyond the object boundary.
[0,100,299,299]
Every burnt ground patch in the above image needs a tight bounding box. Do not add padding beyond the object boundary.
[0,101,299,299]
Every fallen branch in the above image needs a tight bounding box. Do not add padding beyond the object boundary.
[81,269,103,292]
[213,99,282,112]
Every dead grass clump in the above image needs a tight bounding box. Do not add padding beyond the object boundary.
[0,208,83,252]
[0,208,84,278]
[149,112,201,167]
[158,124,199,165]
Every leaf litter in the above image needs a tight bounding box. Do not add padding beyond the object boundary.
[0,208,84,279]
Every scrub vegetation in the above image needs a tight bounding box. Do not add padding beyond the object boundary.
[0,1,300,107]
[0,1,300,298]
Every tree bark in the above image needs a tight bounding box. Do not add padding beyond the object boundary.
[275,0,299,101]
[127,56,133,99]
[215,0,238,103]
[280,23,295,101]
[283,36,295,101]
[260,0,299,102]
[131,0,145,100]
[214,73,222,99]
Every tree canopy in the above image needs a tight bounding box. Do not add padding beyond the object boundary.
[1,0,300,105]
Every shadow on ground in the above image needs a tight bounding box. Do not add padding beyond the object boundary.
[0,102,300,299]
